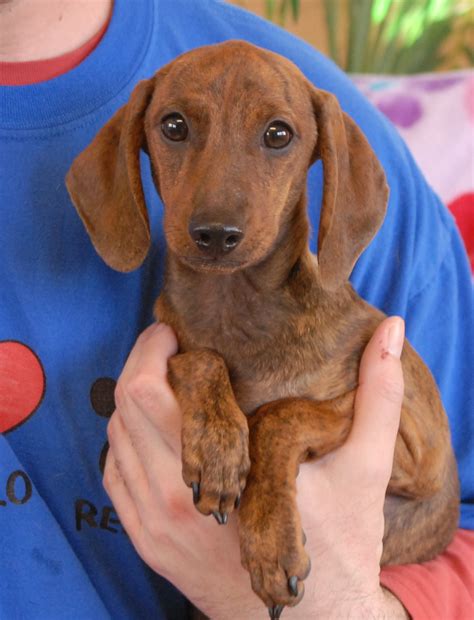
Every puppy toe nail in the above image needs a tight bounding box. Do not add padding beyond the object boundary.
[191,482,200,505]
[235,494,241,508]
[268,604,285,619]
[212,511,226,525]
[288,576,298,597]
[302,530,307,545]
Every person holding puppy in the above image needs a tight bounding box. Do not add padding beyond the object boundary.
[1,1,472,618]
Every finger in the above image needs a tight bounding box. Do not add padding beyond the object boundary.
[103,447,143,538]
[345,316,405,478]
[106,412,155,511]
[108,407,188,514]
[120,322,178,382]
[118,322,165,377]
[116,323,182,457]
[106,412,193,571]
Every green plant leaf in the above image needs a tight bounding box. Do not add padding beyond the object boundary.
[347,0,374,72]
[368,0,398,71]
[323,0,340,67]
[393,16,454,73]
[462,44,474,65]
[372,0,391,23]
[265,0,276,21]
[278,0,288,24]
[290,0,300,21]
[310,0,461,74]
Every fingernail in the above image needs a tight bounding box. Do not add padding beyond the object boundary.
[385,317,404,359]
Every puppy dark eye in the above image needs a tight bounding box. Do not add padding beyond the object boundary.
[161,113,188,141]
[264,121,293,149]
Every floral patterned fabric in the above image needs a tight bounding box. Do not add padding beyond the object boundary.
[353,70,474,272]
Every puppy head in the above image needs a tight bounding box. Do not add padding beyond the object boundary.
[66,40,388,289]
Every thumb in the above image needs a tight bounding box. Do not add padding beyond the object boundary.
[345,316,405,479]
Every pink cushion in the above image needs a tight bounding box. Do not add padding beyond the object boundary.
[353,71,474,272]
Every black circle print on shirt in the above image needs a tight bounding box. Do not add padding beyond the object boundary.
[90,377,116,473]
[90,377,116,418]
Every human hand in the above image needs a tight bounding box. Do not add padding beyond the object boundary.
[104,317,409,619]
[295,315,409,618]
[103,323,267,618]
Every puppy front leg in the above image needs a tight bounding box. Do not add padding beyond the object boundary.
[168,349,250,523]
[238,394,354,614]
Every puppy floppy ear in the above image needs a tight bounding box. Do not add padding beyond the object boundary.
[66,78,155,272]
[309,87,389,291]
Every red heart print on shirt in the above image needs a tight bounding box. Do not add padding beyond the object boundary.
[0,341,45,433]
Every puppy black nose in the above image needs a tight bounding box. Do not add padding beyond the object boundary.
[189,224,244,256]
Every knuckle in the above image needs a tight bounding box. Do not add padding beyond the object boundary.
[146,517,165,543]
[376,374,404,405]
[111,455,124,478]
[106,416,117,444]
[122,375,161,410]
[103,463,119,492]
[114,379,127,410]
[103,472,113,493]
[127,426,146,455]
[162,485,193,522]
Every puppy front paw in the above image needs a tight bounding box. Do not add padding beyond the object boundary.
[168,349,250,523]
[182,403,250,523]
[238,478,311,614]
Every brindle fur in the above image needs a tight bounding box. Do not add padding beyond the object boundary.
[66,41,459,613]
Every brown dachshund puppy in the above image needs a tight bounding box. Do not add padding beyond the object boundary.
[67,41,459,617]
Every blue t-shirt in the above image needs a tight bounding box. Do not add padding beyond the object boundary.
[0,1,472,618]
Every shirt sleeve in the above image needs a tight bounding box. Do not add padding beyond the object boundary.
[380,529,474,620]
